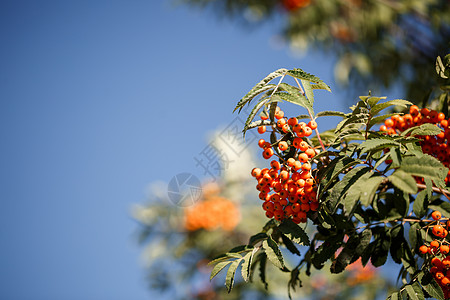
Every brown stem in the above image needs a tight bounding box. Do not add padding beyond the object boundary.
[416,183,450,200]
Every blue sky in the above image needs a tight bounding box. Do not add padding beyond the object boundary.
[0,1,400,299]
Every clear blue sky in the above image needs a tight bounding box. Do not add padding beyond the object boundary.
[0,1,399,299]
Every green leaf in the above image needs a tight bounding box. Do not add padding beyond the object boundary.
[281,233,301,256]
[371,99,412,116]
[226,259,242,293]
[406,284,421,300]
[324,166,372,211]
[300,79,314,115]
[243,97,270,136]
[241,247,258,282]
[330,233,360,273]
[358,138,401,154]
[367,113,400,129]
[389,169,419,194]
[318,156,361,198]
[258,253,268,289]
[429,199,450,218]
[400,155,448,188]
[278,219,310,246]
[311,234,344,269]
[418,270,445,300]
[311,82,332,92]
[263,236,286,269]
[409,222,421,250]
[287,68,326,84]
[370,231,390,267]
[401,123,443,137]
[210,260,233,281]
[359,176,384,207]
[387,291,400,300]
[248,232,268,246]
[411,281,425,300]
[316,110,346,118]
[234,68,287,112]
[413,190,428,218]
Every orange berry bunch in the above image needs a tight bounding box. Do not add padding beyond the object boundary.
[418,210,450,298]
[184,193,240,232]
[381,105,450,184]
[252,107,319,224]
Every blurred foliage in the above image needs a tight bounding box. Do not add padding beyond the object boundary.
[133,133,392,299]
[179,0,450,103]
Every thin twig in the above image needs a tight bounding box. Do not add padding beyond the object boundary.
[416,183,450,199]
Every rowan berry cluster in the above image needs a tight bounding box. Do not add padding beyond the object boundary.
[418,210,450,298]
[184,183,240,231]
[381,105,450,185]
[251,107,319,224]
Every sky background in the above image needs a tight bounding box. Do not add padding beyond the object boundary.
[0,1,404,299]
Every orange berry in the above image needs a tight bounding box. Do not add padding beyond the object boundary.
[277,118,286,127]
[441,245,450,255]
[260,112,269,120]
[299,141,309,151]
[287,158,296,167]
[293,160,302,171]
[438,112,446,122]
[380,125,387,131]
[410,105,419,116]
[278,141,288,151]
[288,117,298,126]
[308,120,317,130]
[301,162,311,171]
[258,139,266,148]
[303,126,313,137]
[432,210,442,221]
[310,201,319,211]
[305,148,316,158]
[263,148,274,159]
[257,126,266,134]
[433,225,445,237]
[384,118,394,127]
[275,110,284,120]
[270,160,281,170]
[419,245,428,254]
[282,124,290,133]
[251,168,262,178]
[298,153,309,163]
[421,108,430,116]
[431,240,440,248]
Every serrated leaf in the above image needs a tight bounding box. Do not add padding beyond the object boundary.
[418,270,445,300]
[387,291,400,300]
[311,82,332,92]
[368,96,384,107]
[401,123,443,137]
[241,248,258,282]
[243,97,270,136]
[273,89,313,114]
[281,233,301,256]
[409,222,421,250]
[210,260,233,281]
[406,284,421,300]
[300,79,314,115]
[249,232,268,246]
[359,176,384,207]
[367,113,401,129]
[258,253,268,289]
[311,234,344,269]
[316,110,346,118]
[371,99,412,116]
[287,68,325,83]
[330,233,360,273]
[358,138,401,154]
[225,259,242,293]
[436,56,449,79]
[278,219,310,246]
[263,237,285,269]
[400,155,448,188]
[318,156,361,198]
[413,190,428,218]
[389,169,418,194]
[234,69,288,112]
[429,199,450,218]
[411,281,425,300]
